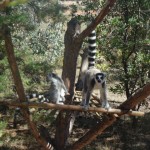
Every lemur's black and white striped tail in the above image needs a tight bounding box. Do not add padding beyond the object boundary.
[26,93,49,103]
[13,93,51,128]
[88,30,96,68]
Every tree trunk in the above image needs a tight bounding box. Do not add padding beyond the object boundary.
[62,18,82,97]
[2,25,51,150]
[75,48,88,91]
[55,17,83,150]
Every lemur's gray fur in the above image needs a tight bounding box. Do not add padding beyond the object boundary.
[46,73,68,104]
[81,30,110,110]
[13,73,68,128]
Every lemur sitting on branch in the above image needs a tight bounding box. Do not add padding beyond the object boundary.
[13,73,68,128]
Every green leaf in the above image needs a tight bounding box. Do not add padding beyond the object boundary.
[8,0,28,7]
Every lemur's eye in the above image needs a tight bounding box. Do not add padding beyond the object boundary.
[96,76,99,80]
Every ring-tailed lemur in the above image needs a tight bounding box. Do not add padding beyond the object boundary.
[46,73,68,104]
[81,30,110,110]
[21,73,68,104]
[13,73,68,128]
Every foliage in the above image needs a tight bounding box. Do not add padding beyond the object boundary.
[74,0,105,22]
[96,0,150,98]
[27,23,65,62]
[32,109,57,124]
[0,46,13,96]
[8,0,28,7]
[0,121,7,145]
[74,0,149,98]
[0,0,67,96]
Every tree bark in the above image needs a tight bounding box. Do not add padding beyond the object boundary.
[0,101,145,117]
[75,48,88,91]
[2,25,52,150]
[55,17,82,150]
[62,18,82,97]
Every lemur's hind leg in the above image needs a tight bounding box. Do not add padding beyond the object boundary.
[100,81,110,109]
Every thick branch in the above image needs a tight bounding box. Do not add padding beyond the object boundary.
[0,101,145,117]
[68,83,150,150]
[78,0,116,40]
[3,26,52,150]
[119,83,150,110]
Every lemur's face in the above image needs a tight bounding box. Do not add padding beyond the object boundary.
[95,73,106,83]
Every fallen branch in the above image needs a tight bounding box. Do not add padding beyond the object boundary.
[0,101,145,117]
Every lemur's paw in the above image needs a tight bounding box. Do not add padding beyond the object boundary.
[102,102,111,111]
[57,102,64,105]
[80,100,86,106]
